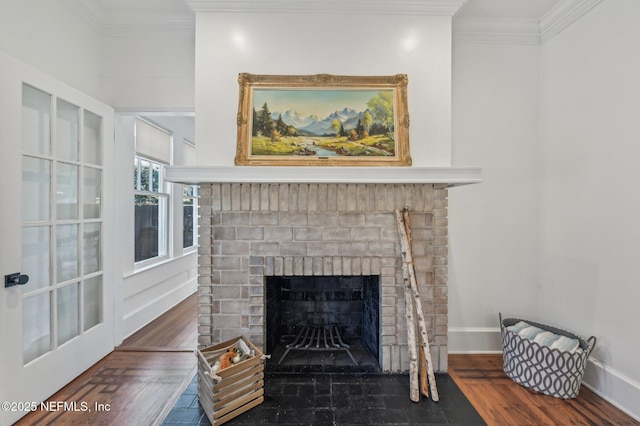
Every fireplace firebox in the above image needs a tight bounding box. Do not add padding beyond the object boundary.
[266,275,380,370]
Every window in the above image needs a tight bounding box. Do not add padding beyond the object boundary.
[183,185,197,249]
[182,139,197,250]
[133,119,171,264]
[133,157,168,262]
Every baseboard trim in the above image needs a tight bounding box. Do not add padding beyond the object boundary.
[448,327,502,353]
[123,278,196,339]
[582,357,640,421]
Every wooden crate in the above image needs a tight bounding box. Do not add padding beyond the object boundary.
[197,336,265,426]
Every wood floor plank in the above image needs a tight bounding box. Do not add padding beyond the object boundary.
[449,354,639,426]
[120,294,198,350]
[15,351,196,426]
[15,294,198,426]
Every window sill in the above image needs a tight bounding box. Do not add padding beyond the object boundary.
[125,250,197,279]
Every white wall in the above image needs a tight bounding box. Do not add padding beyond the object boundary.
[102,35,195,110]
[449,43,541,352]
[0,0,106,103]
[538,0,640,418]
[194,12,454,167]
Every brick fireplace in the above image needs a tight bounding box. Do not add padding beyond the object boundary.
[196,182,449,372]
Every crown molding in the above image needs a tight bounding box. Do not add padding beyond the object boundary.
[57,0,194,38]
[185,0,466,16]
[540,0,603,43]
[103,17,195,39]
[453,17,540,45]
[57,0,107,33]
[57,0,602,45]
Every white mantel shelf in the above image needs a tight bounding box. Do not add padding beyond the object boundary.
[165,166,482,187]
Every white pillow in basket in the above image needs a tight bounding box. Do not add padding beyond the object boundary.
[507,321,581,354]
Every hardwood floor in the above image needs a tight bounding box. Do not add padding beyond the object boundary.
[15,294,639,425]
[119,294,198,351]
[449,354,639,426]
[15,295,198,426]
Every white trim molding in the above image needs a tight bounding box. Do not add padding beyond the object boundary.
[165,166,482,186]
[448,327,502,353]
[57,0,195,38]
[186,0,467,16]
[540,0,604,43]
[454,17,540,45]
[583,359,640,421]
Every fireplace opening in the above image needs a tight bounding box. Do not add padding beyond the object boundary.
[265,275,381,372]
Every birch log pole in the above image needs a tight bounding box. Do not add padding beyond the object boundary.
[395,208,440,402]
[401,244,420,402]
[419,346,429,398]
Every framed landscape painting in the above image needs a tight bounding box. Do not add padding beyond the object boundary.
[235,73,411,166]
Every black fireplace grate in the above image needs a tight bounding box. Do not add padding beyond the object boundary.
[278,325,358,365]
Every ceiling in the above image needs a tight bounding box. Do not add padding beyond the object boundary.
[61,0,564,32]
[58,0,607,46]
[455,0,560,20]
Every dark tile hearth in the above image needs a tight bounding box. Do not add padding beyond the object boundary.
[163,373,485,425]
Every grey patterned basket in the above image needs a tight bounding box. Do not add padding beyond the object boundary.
[500,313,596,399]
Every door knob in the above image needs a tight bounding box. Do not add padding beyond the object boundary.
[4,272,29,288]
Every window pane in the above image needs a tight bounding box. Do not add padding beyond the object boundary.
[133,158,139,190]
[22,226,51,292]
[57,224,79,282]
[140,160,150,191]
[83,223,101,274]
[83,167,101,219]
[23,292,51,363]
[56,162,79,220]
[135,195,159,262]
[84,276,102,331]
[151,163,160,192]
[22,156,51,222]
[57,283,79,345]
[184,185,198,197]
[22,84,51,156]
[83,110,102,165]
[183,201,194,248]
[56,99,79,162]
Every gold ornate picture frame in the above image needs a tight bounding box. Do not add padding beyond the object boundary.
[235,74,411,166]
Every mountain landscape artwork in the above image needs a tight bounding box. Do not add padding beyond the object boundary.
[251,88,396,158]
[235,74,411,166]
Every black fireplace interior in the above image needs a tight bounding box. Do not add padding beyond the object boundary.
[266,275,380,371]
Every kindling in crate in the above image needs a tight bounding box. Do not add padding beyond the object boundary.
[197,336,270,426]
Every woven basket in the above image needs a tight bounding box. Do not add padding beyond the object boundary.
[500,314,596,399]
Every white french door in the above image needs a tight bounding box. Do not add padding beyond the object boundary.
[0,54,114,425]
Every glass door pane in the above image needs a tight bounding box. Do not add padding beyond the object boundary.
[56,224,79,283]
[21,85,51,156]
[56,99,79,162]
[57,283,79,345]
[83,110,102,165]
[83,167,101,219]
[22,226,51,292]
[56,162,79,220]
[22,156,51,222]
[23,293,51,364]
[83,223,101,274]
[83,276,102,331]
